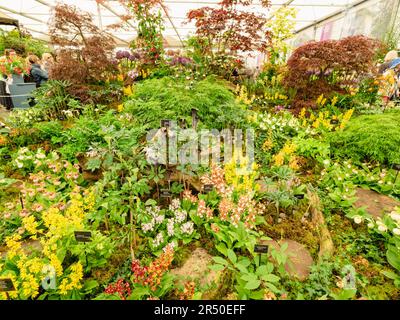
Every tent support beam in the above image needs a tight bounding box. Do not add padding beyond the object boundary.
[294,0,370,35]
[159,2,184,48]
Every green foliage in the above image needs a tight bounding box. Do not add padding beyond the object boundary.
[125,76,249,130]
[329,111,400,165]
[0,29,51,57]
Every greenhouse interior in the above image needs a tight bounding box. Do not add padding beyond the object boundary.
[0,0,400,302]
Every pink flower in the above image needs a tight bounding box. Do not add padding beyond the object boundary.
[32,203,43,212]
[19,209,30,217]
[5,202,14,210]
[4,212,12,219]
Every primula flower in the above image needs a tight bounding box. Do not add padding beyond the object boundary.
[167,219,175,237]
[180,222,194,235]
[353,216,362,224]
[169,199,181,211]
[174,210,187,224]
[142,221,155,233]
[153,232,164,247]
[390,211,400,222]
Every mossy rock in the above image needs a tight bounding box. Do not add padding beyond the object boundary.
[170,247,230,299]
[354,188,400,219]
[263,239,313,281]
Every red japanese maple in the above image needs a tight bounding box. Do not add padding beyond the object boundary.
[186,0,272,57]
[284,35,383,111]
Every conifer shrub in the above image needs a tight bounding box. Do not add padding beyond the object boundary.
[329,111,400,165]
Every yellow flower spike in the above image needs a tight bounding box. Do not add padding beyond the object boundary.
[123,86,133,96]
[300,108,306,119]
[117,104,124,113]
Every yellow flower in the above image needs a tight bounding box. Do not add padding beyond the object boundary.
[224,149,258,192]
[49,254,63,277]
[117,104,124,112]
[262,138,273,151]
[59,262,83,295]
[273,152,284,166]
[289,156,300,170]
[123,86,133,96]
[5,234,22,259]
[331,96,338,107]
[22,216,39,238]
[282,142,296,155]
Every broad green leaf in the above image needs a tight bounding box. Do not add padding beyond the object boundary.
[262,274,280,283]
[237,257,251,267]
[241,273,258,282]
[212,256,228,266]
[209,264,225,272]
[227,249,237,264]
[256,265,267,276]
[215,243,228,256]
[387,245,400,272]
[245,279,261,290]
[249,290,265,300]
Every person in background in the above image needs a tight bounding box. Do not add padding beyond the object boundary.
[0,49,16,110]
[378,58,400,105]
[41,52,54,74]
[27,55,48,88]
[379,50,399,74]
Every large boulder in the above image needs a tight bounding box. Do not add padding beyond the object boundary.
[354,188,400,219]
[263,239,313,281]
[171,247,228,299]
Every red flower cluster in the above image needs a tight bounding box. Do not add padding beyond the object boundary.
[131,245,175,291]
[104,279,131,300]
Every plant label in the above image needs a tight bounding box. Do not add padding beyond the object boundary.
[160,189,172,198]
[0,278,15,292]
[254,244,269,254]
[294,194,305,200]
[203,184,214,194]
[178,118,187,128]
[191,109,198,129]
[330,119,339,125]
[3,155,11,159]
[74,231,92,243]
[393,164,400,171]
[161,120,171,128]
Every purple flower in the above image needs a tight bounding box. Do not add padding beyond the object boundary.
[116,50,131,60]
[274,105,285,113]
[169,56,193,66]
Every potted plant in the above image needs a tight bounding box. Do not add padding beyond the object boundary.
[0,54,29,83]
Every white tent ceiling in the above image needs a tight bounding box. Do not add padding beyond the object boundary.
[0,0,360,47]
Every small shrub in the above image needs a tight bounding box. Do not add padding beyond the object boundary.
[124,76,250,130]
[329,111,400,165]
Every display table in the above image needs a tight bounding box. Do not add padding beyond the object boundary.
[8,74,36,109]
